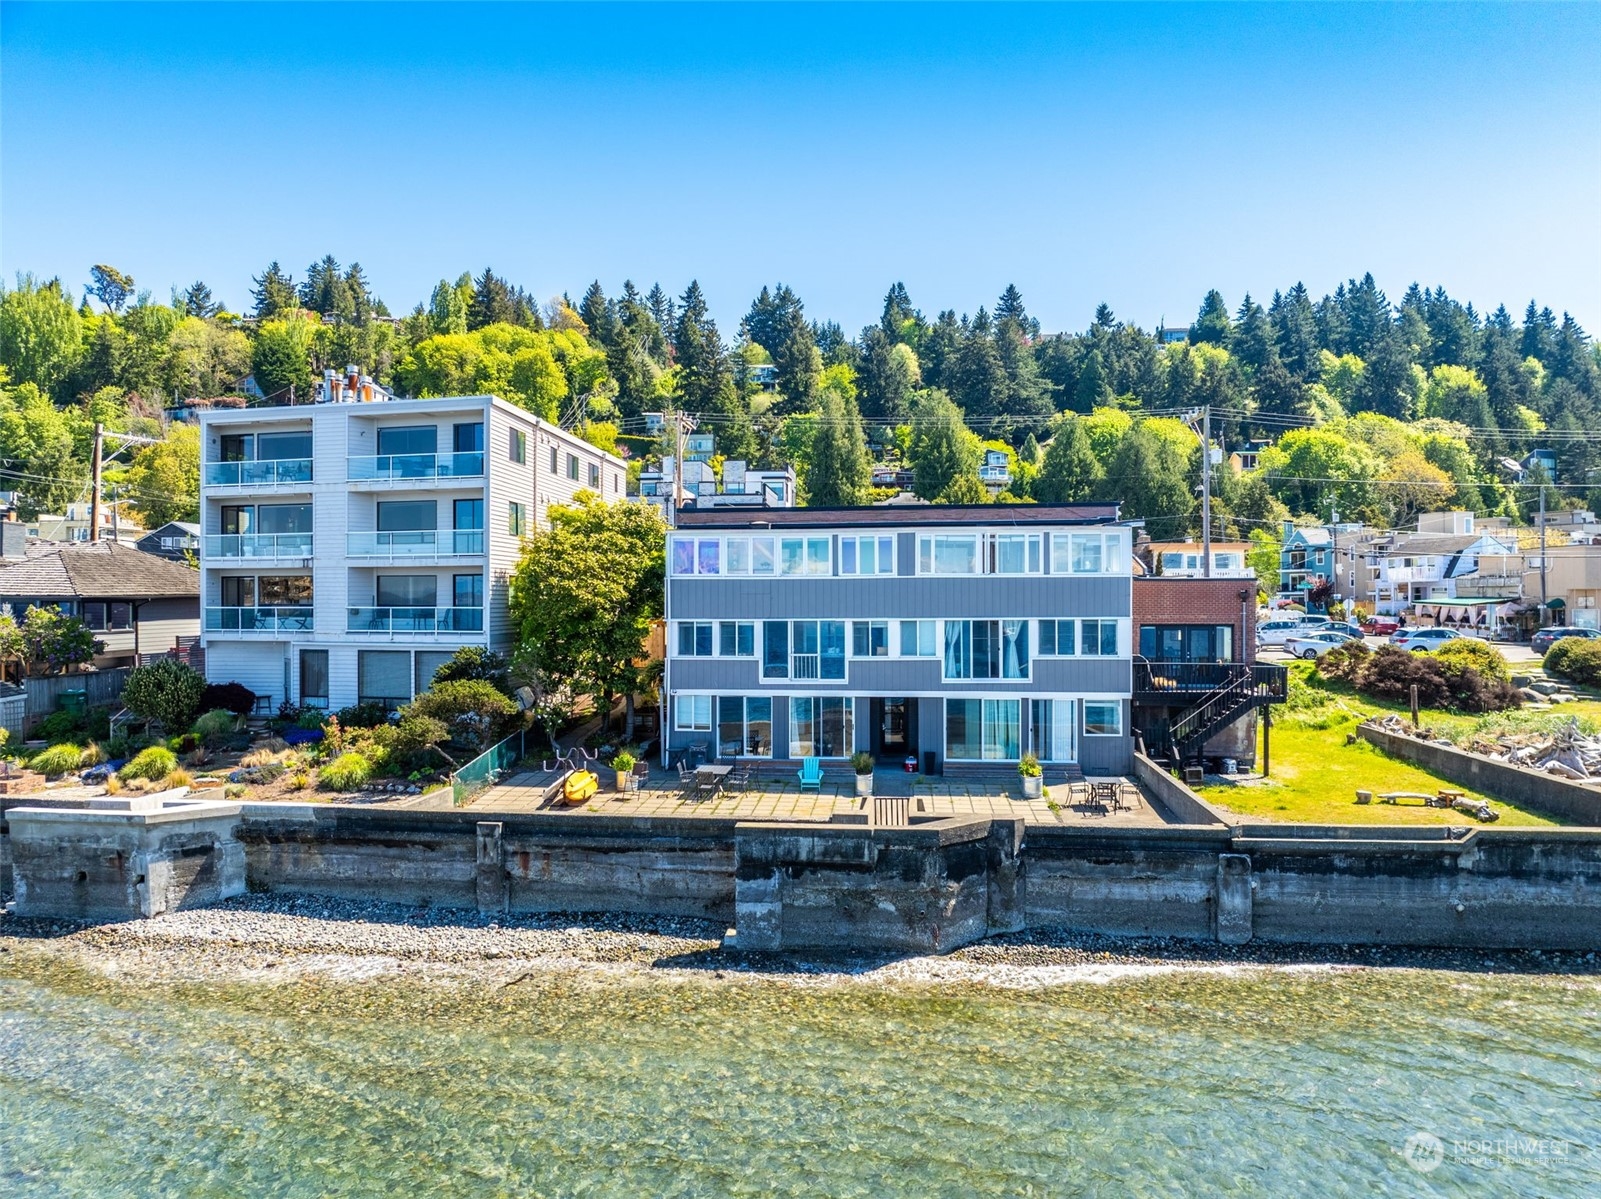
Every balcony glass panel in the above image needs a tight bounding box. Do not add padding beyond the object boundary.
[204,533,313,558]
[348,452,486,482]
[204,459,313,486]
[347,606,485,633]
[205,606,314,632]
[346,531,485,556]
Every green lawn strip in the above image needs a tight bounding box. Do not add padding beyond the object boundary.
[1196,663,1578,827]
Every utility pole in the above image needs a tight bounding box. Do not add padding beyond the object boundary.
[89,423,104,543]
[1201,405,1212,579]
[1539,482,1548,609]
[111,485,120,544]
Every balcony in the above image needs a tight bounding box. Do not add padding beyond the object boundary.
[347,607,485,634]
[348,452,485,484]
[789,653,845,681]
[346,530,485,558]
[205,606,314,633]
[204,533,313,560]
[204,459,313,488]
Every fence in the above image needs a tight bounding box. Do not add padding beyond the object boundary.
[451,728,527,806]
[23,668,132,731]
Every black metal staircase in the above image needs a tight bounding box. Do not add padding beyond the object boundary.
[1134,660,1287,769]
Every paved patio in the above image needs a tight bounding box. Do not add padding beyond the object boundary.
[462,765,1176,826]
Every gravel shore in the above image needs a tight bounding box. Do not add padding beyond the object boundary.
[3,893,1597,989]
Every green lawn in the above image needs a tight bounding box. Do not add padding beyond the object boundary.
[1195,662,1593,827]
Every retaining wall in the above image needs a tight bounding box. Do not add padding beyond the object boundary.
[1130,754,1230,825]
[1358,723,1601,825]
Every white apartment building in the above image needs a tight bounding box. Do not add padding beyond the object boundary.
[198,393,626,712]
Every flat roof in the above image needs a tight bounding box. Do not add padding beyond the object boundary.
[674,502,1123,530]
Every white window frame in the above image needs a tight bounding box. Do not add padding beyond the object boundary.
[899,619,938,657]
[941,619,1031,682]
[1037,618,1077,656]
[675,621,714,657]
[1049,530,1129,575]
[840,535,896,576]
[779,536,831,577]
[1084,700,1123,737]
[1077,618,1125,657]
[718,621,756,657]
[850,620,891,658]
[675,694,713,732]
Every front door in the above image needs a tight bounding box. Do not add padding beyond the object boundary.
[876,697,916,761]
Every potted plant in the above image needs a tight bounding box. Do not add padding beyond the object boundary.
[1018,752,1043,799]
[611,750,637,793]
[850,751,875,797]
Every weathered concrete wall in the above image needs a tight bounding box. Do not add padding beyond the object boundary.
[1024,826,1234,940]
[1131,754,1230,826]
[237,807,737,922]
[732,818,1022,953]
[1358,723,1601,825]
[7,797,246,921]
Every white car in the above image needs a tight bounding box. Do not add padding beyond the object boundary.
[1284,631,1355,659]
[1258,618,1312,646]
[1390,627,1464,652]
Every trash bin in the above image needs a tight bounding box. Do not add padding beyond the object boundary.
[57,689,87,716]
[923,750,940,777]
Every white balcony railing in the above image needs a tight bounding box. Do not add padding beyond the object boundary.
[346,530,485,557]
[348,452,485,483]
[204,606,314,633]
[347,607,485,634]
[791,653,820,680]
[204,533,313,559]
[204,459,313,487]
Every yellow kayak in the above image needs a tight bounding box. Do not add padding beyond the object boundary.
[563,769,599,804]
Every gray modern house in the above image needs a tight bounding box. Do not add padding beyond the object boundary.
[663,503,1135,777]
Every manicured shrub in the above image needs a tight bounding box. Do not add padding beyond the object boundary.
[198,682,257,717]
[1347,643,1519,714]
[334,701,392,729]
[123,660,206,731]
[1433,639,1511,685]
[31,742,84,777]
[1351,646,1451,707]
[428,646,513,696]
[320,751,372,791]
[192,708,240,749]
[120,746,179,782]
[1314,639,1370,682]
[1545,639,1601,687]
[408,680,517,752]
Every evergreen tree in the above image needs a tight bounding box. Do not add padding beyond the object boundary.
[250,262,297,319]
[948,320,1008,423]
[1271,283,1320,379]
[813,320,853,367]
[1072,349,1111,412]
[1341,273,1392,360]
[909,390,981,501]
[1313,288,1350,355]
[579,281,613,342]
[299,255,354,323]
[880,282,917,343]
[1421,287,1479,368]
[806,390,872,506]
[344,263,375,325]
[178,281,221,318]
[857,326,917,423]
[1520,301,1558,364]
[743,284,801,357]
[467,268,516,330]
[918,310,961,391]
[1035,416,1101,502]
[645,283,675,341]
[1228,295,1274,374]
[1351,328,1416,420]
[773,312,821,414]
[994,319,1051,432]
[1093,303,1116,329]
[1190,290,1231,346]
[673,281,756,460]
[1253,355,1307,420]
[86,265,135,313]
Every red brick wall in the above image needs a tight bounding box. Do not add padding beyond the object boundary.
[1133,577,1257,662]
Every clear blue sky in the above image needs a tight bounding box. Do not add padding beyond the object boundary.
[3,2,1598,335]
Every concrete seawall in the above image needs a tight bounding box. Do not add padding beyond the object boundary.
[1358,723,1601,825]
[7,799,1600,953]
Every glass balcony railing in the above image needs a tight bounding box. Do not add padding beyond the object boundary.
[346,530,485,557]
[204,533,314,559]
[347,452,485,482]
[204,459,313,487]
[204,606,314,632]
[347,607,485,633]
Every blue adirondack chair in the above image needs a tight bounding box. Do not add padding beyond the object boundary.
[797,756,823,791]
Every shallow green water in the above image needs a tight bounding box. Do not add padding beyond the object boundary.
[2,960,1597,1197]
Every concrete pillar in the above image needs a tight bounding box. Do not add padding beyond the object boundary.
[732,870,782,952]
[1216,853,1253,944]
[985,818,1026,935]
[475,821,507,915]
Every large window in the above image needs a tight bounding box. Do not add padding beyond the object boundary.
[259,576,312,605]
[377,426,437,457]
[358,650,412,707]
[377,500,435,532]
[509,429,526,464]
[899,619,937,657]
[851,621,890,657]
[79,601,133,631]
[943,620,1029,680]
[840,535,894,576]
[1049,531,1128,575]
[718,621,755,657]
[671,536,726,576]
[789,620,845,680]
[414,650,453,694]
[989,533,1040,575]
[946,698,1021,761]
[1038,619,1074,656]
[779,536,830,576]
[918,534,978,575]
[916,532,1043,576]
[1029,699,1077,762]
[376,575,436,607]
[789,697,854,758]
[763,621,788,678]
[676,694,712,731]
[718,696,773,758]
[257,430,312,460]
[1079,619,1120,656]
[453,423,484,453]
[676,622,714,656]
[1084,702,1123,737]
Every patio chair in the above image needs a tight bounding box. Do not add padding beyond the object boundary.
[632,759,651,785]
[725,759,753,792]
[797,756,824,791]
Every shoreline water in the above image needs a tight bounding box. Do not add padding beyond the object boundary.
[4,893,1597,992]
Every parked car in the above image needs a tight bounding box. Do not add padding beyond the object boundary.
[1361,615,1400,636]
[1284,631,1356,660]
[1319,621,1367,640]
[1295,614,1331,627]
[1390,627,1464,652]
[1258,618,1310,647]
[1531,626,1601,655]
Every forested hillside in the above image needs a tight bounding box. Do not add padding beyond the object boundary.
[1,261,1597,544]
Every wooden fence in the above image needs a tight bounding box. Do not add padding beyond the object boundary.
[23,668,132,732]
